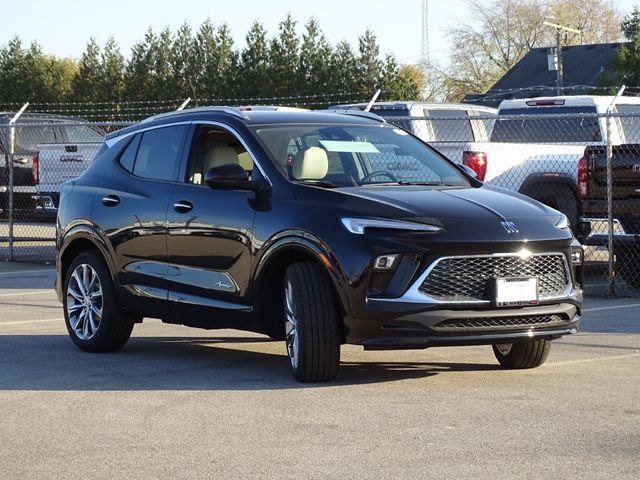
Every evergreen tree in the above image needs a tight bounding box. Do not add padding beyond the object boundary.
[73,38,102,103]
[622,6,640,41]
[0,37,27,103]
[329,40,358,96]
[214,24,238,100]
[125,29,157,100]
[267,14,299,98]
[101,38,125,102]
[171,23,196,99]
[356,29,384,95]
[239,22,270,99]
[298,19,333,96]
[151,28,174,100]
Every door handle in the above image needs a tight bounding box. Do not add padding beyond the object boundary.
[101,195,120,206]
[173,200,193,213]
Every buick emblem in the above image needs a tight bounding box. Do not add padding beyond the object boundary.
[633,164,640,173]
[501,220,519,234]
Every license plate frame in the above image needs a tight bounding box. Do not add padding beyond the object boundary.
[494,277,539,307]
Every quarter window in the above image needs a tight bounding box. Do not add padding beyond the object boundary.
[118,134,141,172]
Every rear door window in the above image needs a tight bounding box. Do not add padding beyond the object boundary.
[131,126,188,181]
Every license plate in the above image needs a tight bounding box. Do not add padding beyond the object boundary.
[495,277,538,307]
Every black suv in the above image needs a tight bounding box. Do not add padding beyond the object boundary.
[55,107,583,382]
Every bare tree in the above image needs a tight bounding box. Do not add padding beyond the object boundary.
[544,0,622,45]
[442,0,622,101]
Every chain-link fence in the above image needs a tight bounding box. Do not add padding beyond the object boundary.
[0,119,133,262]
[1,104,639,296]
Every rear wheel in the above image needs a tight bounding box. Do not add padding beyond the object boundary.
[492,339,551,369]
[63,250,134,352]
[283,262,341,382]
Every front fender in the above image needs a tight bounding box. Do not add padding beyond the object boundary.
[253,229,352,317]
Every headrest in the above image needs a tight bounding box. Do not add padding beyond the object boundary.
[203,145,239,170]
[293,147,328,180]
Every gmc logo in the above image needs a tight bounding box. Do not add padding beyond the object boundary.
[633,164,640,173]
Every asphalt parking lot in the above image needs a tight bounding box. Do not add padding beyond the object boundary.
[0,262,638,479]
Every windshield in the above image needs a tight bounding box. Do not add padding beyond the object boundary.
[252,124,469,188]
[492,106,601,143]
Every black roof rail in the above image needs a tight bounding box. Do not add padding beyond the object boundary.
[142,106,249,123]
[320,108,387,123]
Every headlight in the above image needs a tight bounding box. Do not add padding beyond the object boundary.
[555,213,571,231]
[341,217,443,235]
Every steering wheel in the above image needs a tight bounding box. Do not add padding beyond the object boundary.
[360,170,399,184]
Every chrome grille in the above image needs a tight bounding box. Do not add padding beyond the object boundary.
[433,314,568,332]
[418,253,570,302]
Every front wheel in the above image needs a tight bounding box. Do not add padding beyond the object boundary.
[492,339,551,369]
[283,262,341,382]
[63,250,134,352]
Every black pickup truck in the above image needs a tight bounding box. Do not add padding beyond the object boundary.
[579,145,640,287]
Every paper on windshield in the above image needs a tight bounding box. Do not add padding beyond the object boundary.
[319,140,380,153]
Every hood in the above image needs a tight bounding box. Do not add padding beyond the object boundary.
[300,184,571,243]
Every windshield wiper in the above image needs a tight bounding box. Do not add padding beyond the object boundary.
[296,180,340,188]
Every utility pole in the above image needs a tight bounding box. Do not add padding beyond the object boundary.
[543,21,582,96]
[421,0,429,75]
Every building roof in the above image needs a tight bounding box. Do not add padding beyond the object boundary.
[464,42,625,108]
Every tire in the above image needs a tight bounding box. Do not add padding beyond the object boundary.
[283,262,341,382]
[63,250,134,352]
[492,339,551,369]
[616,247,640,288]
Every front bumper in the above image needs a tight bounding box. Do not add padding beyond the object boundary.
[345,301,580,349]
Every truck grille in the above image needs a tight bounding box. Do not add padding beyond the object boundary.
[432,314,568,332]
[418,253,570,302]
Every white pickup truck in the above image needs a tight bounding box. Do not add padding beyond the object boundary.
[32,123,104,217]
[331,101,498,164]
[459,95,640,227]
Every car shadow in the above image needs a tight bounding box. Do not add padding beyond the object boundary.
[0,334,500,391]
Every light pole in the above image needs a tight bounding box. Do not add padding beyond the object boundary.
[543,21,582,96]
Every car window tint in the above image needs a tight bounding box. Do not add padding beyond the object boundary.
[133,126,187,181]
[119,134,141,172]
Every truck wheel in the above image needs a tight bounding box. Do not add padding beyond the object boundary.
[283,262,341,382]
[616,247,640,288]
[525,184,579,233]
[63,250,134,352]
[492,339,550,369]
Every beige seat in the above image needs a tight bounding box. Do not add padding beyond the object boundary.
[293,146,328,180]
[203,145,240,171]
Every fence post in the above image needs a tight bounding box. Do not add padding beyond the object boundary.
[605,87,625,296]
[7,102,30,262]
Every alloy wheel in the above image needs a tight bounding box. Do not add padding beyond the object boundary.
[66,264,103,340]
[284,280,299,369]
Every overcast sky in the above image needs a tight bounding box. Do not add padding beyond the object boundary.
[1,0,638,67]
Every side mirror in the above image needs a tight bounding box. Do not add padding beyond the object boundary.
[204,163,264,192]
[456,163,478,179]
